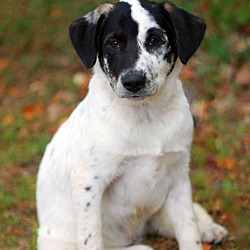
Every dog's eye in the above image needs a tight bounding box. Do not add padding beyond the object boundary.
[110,40,120,49]
[148,37,160,46]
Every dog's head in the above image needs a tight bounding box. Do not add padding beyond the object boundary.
[69,0,206,99]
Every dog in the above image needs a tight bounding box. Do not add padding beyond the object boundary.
[36,0,228,249]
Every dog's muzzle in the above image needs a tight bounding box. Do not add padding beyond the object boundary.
[121,73,146,93]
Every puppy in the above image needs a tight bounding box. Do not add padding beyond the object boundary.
[36,0,228,249]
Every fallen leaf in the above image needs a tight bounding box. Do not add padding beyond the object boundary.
[216,157,236,170]
[230,171,238,180]
[236,64,250,86]
[202,243,212,250]
[213,198,222,211]
[13,227,22,236]
[50,8,63,18]
[181,65,195,79]
[21,103,45,120]
[8,85,25,98]
[2,114,14,126]
[0,58,9,70]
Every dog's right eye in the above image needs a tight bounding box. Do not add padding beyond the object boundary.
[110,40,120,49]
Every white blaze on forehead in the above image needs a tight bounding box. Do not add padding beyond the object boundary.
[120,0,159,42]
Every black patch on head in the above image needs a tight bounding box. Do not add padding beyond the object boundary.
[69,16,101,68]
[144,28,169,54]
[98,2,139,80]
[158,2,206,64]
[135,0,206,64]
[69,0,205,72]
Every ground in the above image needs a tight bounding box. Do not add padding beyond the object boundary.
[0,0,249,249]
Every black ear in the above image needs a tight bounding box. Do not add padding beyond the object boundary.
[162,2,206,64]
[69,17,99,68]
[69,3,114,68]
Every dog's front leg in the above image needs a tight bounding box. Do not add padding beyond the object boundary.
[165,167,202,250]
[71,167,106,250]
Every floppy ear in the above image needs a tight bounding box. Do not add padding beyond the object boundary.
[162,2,206,64]
[69,3,114,68]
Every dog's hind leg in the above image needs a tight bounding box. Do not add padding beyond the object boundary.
[146,203,228,245]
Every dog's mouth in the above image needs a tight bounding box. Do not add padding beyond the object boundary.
[126,96,147,101]
[118,89,157,101]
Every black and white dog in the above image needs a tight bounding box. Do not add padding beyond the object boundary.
[36,0,228,249]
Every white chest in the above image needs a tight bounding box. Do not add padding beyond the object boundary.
[101,153,175,246]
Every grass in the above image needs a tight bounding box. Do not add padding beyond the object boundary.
[0,0,249,249]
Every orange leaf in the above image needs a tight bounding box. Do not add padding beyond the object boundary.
[8,85,25,98]
[13,227,22,236]
[236,64,250,85]
[181,65,195,79]
[21,103,45,120]
[216,157,236,170]
[2,114,14,126]
[50,8,63,18]
[202,243,212,250]
[0,58,9,70]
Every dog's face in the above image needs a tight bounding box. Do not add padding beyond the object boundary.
[69,0,206,100]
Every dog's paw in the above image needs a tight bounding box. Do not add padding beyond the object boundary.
[200,222,228,244]
[193,203,228,244]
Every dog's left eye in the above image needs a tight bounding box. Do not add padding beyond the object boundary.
[148,37,160,46]
[110,40,120,49]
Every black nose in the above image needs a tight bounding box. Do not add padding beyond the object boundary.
[122,73,146,93]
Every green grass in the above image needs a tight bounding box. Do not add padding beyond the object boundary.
[0,0,249,249]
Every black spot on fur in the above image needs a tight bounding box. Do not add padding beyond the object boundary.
[84,238,88,245]
[84,233,92,245]
[84,186,92,191]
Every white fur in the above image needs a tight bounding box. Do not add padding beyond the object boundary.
[37,1,228,249]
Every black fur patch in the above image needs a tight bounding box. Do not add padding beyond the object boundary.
[98,2,139,80]
[69,0,206,70]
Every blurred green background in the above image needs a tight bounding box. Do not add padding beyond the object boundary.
[0,0,249,249]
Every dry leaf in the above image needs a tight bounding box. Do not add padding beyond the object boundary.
[13,227,22,236]
[236,64,250,86]
[181,65,195,79]
[0,58,9,70]
[8,85,25,98]
[21,103,45,120]
[216,157,236,170]
[2,114,14,126]
[202,243,212,250]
